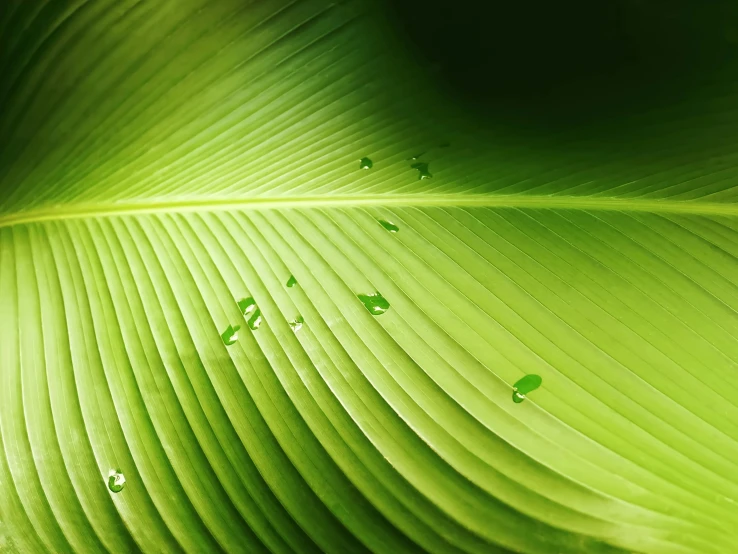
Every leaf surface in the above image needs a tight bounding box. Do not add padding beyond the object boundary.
[2,1,738,553]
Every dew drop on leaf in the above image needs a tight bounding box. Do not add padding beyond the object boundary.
[411,162,432,180]
[248,309,262,330]
[378,220,399,233]
[221,324,241,345]
[286,275,297,288]
[237,297,257,316]
[108,470,126,493]
[358,292,390,315]
[289,316,304,332]
[359,157,373,170]
[512,374,542,403]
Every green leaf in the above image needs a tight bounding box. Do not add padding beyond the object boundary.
[2,1,738,553]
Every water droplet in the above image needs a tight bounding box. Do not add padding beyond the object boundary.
[512,374,542,403]
[237,297,257,316]
[378,220,399,233]
[411,162,432,180]
[286,275,297,288]
[359,157,373,170]
[108,470,126,493]
[358,292,390,315]
[247,309,262,330]
[221,324,241,346]
[289,316,304,332]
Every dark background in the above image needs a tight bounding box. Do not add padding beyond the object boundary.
[383,0,738,133]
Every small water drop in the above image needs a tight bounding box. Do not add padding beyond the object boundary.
[512,374,542,404]
[358,292,390,315]
[378,220,399,233]
[221,324,241,346]
[359,157,373,170]
[411,162,432,180]
[248,308,262,330]
[286,275,297,288]
[289,316,304,332]
[237,297,257,316]
[108,470,126,493]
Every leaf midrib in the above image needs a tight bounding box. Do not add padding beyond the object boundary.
[1,194,736,227]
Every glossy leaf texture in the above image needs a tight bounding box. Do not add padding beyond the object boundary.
[2,1,738,553]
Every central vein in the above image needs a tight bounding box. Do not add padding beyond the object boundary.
[1,194,736,228]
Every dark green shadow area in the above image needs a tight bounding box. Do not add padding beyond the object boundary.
[377,0,738,165]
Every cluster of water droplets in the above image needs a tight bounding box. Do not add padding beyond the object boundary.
[221,275,309,344]
[239,297,262,331]
[285,276,303,331]
[359,142,449,182]
[218,146,455,346]
[221,298,256,346]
